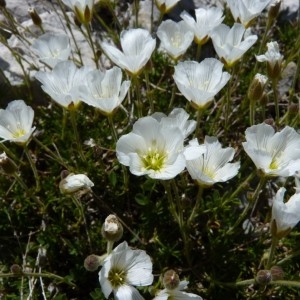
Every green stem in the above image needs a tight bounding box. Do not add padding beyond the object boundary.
[24,146,40,192]
[12,172,28,191]
[71,195,92,251]
[107,241,114,255]
[168,82,177,111]
[188,185,203,227]
[133,75,143,117]
[69,110,85,161]
[107,114,118,143]
[249,98,255,126]
[266,236,279,269]
[0,272,76,287]
[194,108,203,140]
[84,24,99,68]
[227,176,267,235]
[144,71,154,113]
[196,43,202,61]
[271,79,280,126]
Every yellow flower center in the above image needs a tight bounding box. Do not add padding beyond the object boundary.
[269,158,278,170]
[142,148,166,171]
[170,34,182,48]
[12,128,26,138]
[108,267,127,288]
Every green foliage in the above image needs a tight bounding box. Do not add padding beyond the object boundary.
[0,1,300,299]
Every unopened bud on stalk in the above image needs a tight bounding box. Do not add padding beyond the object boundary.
[10,264,22,274]
[0,0,6,8]
[260,92,269,106]
[0,152,17,175]
[270,265,284,281]
[84,254,103,271]
[256,269,272,285]
[288,103,299,116]
[101,214,123,242]
[268,0,281,21]
[247,73,268,102]
[163,269,180,290]
[28,7,42,27]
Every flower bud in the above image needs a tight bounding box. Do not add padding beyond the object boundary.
[59,173,94,195]
[101,214,123,242]
[267,60,282,80]
[270,266,284,281]
[28,7,42,27]
[10,264,22,274]
[0,0,6,8]
[256,270,271,285]
[288,103,299,116]
[0,152,17,175]
[37,247,47,267]
[84,254,104,271]
[247,73,268,102]
[74,4,93,25]
[163,269,180,290]
[260,92,268,106]
[268,0,281,21]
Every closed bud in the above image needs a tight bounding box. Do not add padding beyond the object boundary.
[288,103,299,116]
[0,0,6,8]
[260,92,268,106]
[270,266,284,281]
[10,264,22,274]
[84,254,103,271]
[37,247,47,267]
[101,214,123,242]
[267,60,282,80]
[247,73,268,102]
[163,269,180,290]
[28,7,42,27]
[268,0,281,21]
[256,270,271,285]
[0,152,17,175]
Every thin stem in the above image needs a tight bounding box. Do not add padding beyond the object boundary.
[133,75,143,117]
[84,24,99,68]
[266,236,279,269]
[249,98,255,126]
[107,241,114,255]
[271,79,280,126]
[168,82,177,111]
[0,272,76,287]
[188,185,203,227]
[12,172,28,191]
[196,43,202,62]
[134,0,139,27]
[194,109,203,140]
[107,115,118,143]
[71,195,92,251]
[69,110,86,161]
[24,146,40,192]
[227,176,267,235]
[144,71,155,113]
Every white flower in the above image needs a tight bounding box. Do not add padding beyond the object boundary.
[59,173,94,194]
[173,58,230,109]
[180,7,224,45]
[79,67,130,115]
[226,0,273,27]
[155,0,180,13]
[61,0,94,24]
[99,241,153,300]
[211,23,257,67]
[35,60,91,109]
[154,280,202,300]
[157,20,194,60]
[151,108,196,139]
[272,187,300,238]
[101,28,156,76]
[184,137,240,186]
[0,100,35,144]
[242,123,300,177]
[116,115,186,180]
[256,41,283,78]
[31,32,71,68]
